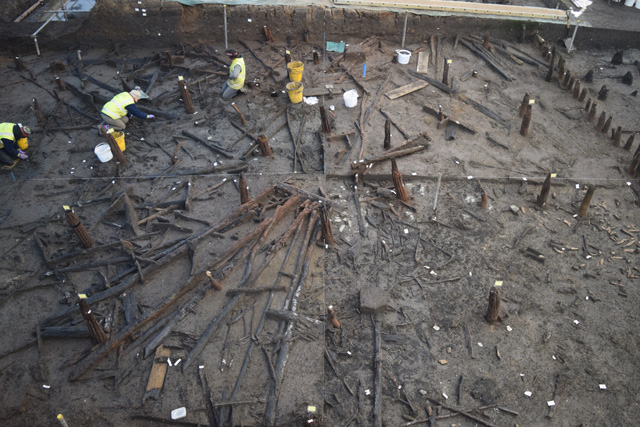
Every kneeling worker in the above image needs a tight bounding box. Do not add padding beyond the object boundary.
[221,49,246,99]
[0,122,31,166]
[101,89,154,131]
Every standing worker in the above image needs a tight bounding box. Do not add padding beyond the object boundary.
[101,88,154,132]
[221,49,246,99]
[0,122,31,166]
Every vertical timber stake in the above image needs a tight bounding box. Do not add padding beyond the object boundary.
[520,104,532,136]
[391,159,410,202]
[106,131,127,165]
[623,134,635,151]
[178,77,195,114]
[257,135,273,157]
[613,127,622,147]
[519,92,530,118]
[64,206,95,248]
[442,58,450,86]
[485,286,501,324]
[320,106,331,134]
[545,46,556,82]
[384,119,391,150]
[579,87,588,102]
[588,101,597,122]
[596,111,607,132]
[537,173,551,207]
[33,98,45,124]
[238,173,249,204]
[602,116,612,134]
[573,80,581,99]
[79,297,108,344]
[577,186,595,217]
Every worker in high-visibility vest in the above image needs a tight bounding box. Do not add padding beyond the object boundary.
[100,88,154,131]
[0,122,30,166]
[221,49,246,100]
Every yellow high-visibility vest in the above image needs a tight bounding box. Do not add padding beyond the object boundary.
[0,122,16,149]
[227,57,246,90]
[101,92,135,119]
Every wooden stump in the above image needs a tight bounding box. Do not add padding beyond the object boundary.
[391,159,410,202]
[628,153,640,175]
[106,131,127,165]
[596,111,607,132]
[587,101,597,122]
[573,80,581,99]
[536,172,551,207]
[602,116,612,134]
[577,186,595,217]
[327,306,341,329]
[519,92,530,118]
[232,102,247,124]
[562,70,572,88]
[623,134,635,151]
[320,106,331,134]
[178,77,195,114]
[579,87,588,102]
[33,98,45,124]
[613,127,622,147]
[442,58,450,86]
[485,286,501,324]
[545,46,556,82]
[64,206,95,248]
[384,119,391,150]
[520,104,532,137]
[257,135,273,157]
[79,298,107,344]
[239,173,249,204]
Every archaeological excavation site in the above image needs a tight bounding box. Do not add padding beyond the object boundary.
[1,0,639,425]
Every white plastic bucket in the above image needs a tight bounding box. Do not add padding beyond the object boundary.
[94,142,113,162]
[624,0,634,6]
[343,89,358,108]
[396,49,411,64]
[635,0,640,8]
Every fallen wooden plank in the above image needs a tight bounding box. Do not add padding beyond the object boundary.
[416,51,430,73]
[142,345,171,403]
[385,81,429,100]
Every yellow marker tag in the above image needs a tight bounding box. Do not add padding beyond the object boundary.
[178,76,184,81]
[78,293,87,299]
[551,173,557,178]
[307,406,316,413]
[63,205,70,211]
[495,281,503,287]
[286,50,290,55]
[529,99,535,105]
[447,59,452,64]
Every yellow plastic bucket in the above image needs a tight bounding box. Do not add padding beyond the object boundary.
[286,82,304,104]
[17,138,28,150]
[287,61,304,82]
[113,131,125,151]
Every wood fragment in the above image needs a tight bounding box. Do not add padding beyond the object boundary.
[142,345,171,404]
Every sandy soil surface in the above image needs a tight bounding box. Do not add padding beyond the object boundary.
[1,6,640,427]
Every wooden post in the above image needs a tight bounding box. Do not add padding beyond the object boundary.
[536,172,551,207]
[545,46,556,82]
[573,80,581,99]
[588,101,597,122]
[442,58,450,86]
[384,119,391,150]
[63,206,95,248]
[14,56,27,71]
[562,70,572,88]
[178,77,195,114]
[568,76,575,91]
[313,50,319,65]
[557,55,565,79]
[263,26,275,43]
[320,205,335,245]
[284,49,291,65]
[205,271,223,290]
[391,159,410,202]
[56,77,67,91]
[257,135,273,157]
[106,131,127,165]
[485,286,500,324]
[628,153,640,175]
[231,102,247,124]
[519,92,530,118]
[520,104,532,137]
[165,51,174,68]
[596,111,607,132]
[602,116,612,134]
[239,173,249,204]
[79,298,108,344]
[482,32,491,51]
[577,186,595,217]
[32,98,45,124]
[623,134,635,151]
[579,87,588,102]
[613,127,622,147]
[320,106,331,134]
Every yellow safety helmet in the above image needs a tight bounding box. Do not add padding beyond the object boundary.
[17,138,28,150]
